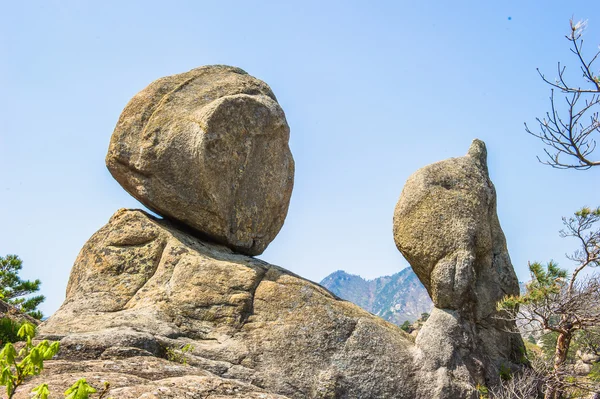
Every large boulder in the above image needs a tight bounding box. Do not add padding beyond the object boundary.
[393,139,526,388]
[38,209,430,399]
[106,65,294,256]
[30,140,525,398]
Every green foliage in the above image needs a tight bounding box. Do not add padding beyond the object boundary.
[540,332,561,360]
[166,343,195,365]
[497,206,600,397]
[498,260,566,312]
[0,318,23,346]
[32,378,110,399]
[514,342,529,365]
[0,322,111,398]
[475,384,489,398]
[64,379,97,399]
[574,327,600,357]
[498,364,512,381]
[400,320,411,332]
[0,322,59,398]
[420,312,430,322]
[589,362,600,382]
[575,206,600,220]
[539,330,600,364]
[0,255,45,319]
[31,383,50,399]
[523,340,543,366]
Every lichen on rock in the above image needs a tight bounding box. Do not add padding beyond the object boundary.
[394,139,526,394]
[38,209,420,399]
[106,65,294,256]
[27,65,527,399]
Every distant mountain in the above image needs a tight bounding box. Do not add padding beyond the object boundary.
[320,268,433,325]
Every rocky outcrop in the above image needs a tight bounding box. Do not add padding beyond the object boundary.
[393,139,526,395]
[32,151,522,397]
[31,138,525,398]
[14,357,290,399]
[106,65,294,256]
[37,209,421,399]
[23,64,526,399]
[0,299,40,325]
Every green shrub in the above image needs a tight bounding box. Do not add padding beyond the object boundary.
[0,322,58,398]
[0,255,45,320]
[166,343,195,365]
[589,362,600,382]
[400,320,411,332]
[0,318,23,346]
[0,322,110,399]
[475,384,489,398]
[499,364,512,381]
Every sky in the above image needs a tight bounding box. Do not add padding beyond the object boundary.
[1,1,599,316]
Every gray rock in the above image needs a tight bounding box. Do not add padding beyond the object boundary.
[106,65,294,256]
[100,346,155,359]
[32,139,525,398]
[13,357,290,399]
[393,140,516,316]
[39,209,426,399]
[394,139,526,391]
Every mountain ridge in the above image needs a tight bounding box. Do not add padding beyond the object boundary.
[320,268,433,324]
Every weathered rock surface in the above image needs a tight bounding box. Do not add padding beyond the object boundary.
[106,65,294,256]
[29,140,524,398]
[13,357,290,399]
[393,139,526,391]
[37,209,430,399]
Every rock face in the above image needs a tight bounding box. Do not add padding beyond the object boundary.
[31,63,526,398]
[320,269,433,324]
[37,209,423,399]
[106,65,294,256]
[14,357,289,399]
[393,139,526,393]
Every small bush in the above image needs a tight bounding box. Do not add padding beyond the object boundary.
[0,318,23,346]
[166,343,195,365]
[0,322,111,399]
[499,364,512,381]
[400,320,411,332]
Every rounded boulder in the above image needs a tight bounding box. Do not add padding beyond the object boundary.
[106,65,294,256]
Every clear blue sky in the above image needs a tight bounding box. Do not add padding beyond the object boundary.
[1,1,599,316]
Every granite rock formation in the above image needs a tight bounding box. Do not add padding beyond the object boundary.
[14,357,289,399]
[106,65,294,256]
[36,209,420,399]
[23,65,526,399]
[393,139,526,396]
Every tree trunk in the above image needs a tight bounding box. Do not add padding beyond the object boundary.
[544,331,572,399]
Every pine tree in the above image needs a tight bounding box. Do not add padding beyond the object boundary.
[0,255,44,320]
[499,207,600,398]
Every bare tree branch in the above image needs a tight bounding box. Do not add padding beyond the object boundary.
[498,207,600,398]
[526,19,600,169]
